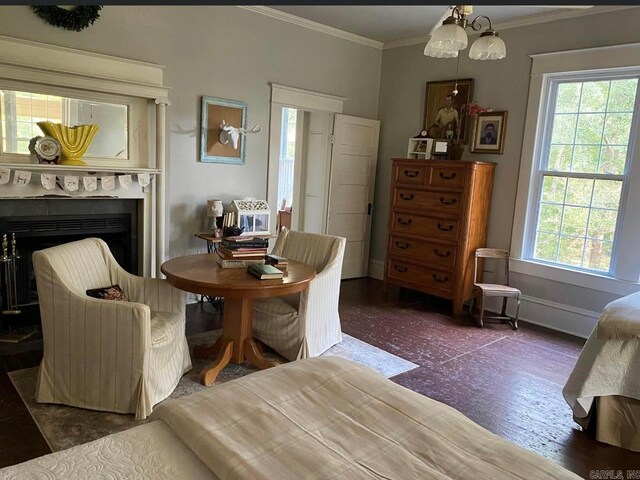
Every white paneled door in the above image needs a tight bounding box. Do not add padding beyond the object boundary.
[327,114,380,279]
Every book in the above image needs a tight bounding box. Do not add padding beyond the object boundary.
[248,264,285,280]
[266,254,288,265]
[218,246,267,259]
[221,240,269,250]
[216,254,265,269]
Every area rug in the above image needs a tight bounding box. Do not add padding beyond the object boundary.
[9,330,417,452]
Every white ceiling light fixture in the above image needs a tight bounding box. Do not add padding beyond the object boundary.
[425,5,506,60]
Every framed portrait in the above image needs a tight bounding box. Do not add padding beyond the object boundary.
[424,78,474,144]
[470,111,508,154]
[200,96,247,164]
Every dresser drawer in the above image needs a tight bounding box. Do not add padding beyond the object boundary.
[388,259,453,293]
[429,166,465,188]
[394,189,461,214]
[392,213,459,241]
[396,165,427,185]
[390,236,456,269]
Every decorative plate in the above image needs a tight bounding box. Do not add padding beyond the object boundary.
[34,136,61,163]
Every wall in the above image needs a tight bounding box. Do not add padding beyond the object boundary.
[374,8,640,336]
[0,6,382,260]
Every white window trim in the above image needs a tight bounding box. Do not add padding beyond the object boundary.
[511,43,640,296]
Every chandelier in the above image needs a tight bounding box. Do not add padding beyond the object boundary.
[424,6,506,60]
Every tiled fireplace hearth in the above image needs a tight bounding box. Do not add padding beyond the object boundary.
[0,199,139,326]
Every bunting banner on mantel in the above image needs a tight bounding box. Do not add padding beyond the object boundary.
[13,170,31,186]
[83,176,98,192]
[101,176,115,191]
[0,168,10,185]
[63,176,79,192]
[0,169,154,191]
[41,173,56,190]
[118,174,133,189]
[137,173,151,188]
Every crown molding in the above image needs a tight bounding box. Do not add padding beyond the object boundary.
[237,6,383,50]
[383,5,638,50]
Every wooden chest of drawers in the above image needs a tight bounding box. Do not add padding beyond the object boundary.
[384,158,495,314]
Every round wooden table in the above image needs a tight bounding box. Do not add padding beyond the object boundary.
[161,254,316,385]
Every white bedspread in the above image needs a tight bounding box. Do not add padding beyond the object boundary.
[157,356,578,480]
[563,325,640,418]
[0,421,217,480]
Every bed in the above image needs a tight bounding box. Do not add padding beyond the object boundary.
[563,291,640,452]
[1,357,578,479]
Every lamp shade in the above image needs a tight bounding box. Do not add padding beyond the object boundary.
[207,199,223,217]
[424,22,467,58]
[469,32,506,60]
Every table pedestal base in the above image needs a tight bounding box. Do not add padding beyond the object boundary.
[192,297,277,386]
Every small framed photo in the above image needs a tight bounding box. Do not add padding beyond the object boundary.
[471,111,508,154]
[432,140,449,155]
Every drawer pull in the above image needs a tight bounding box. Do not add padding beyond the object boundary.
[399,193,415,201]
[395,241,410,249]
[439,197,457,206]
[397,218,412,226]
[439,172,457,180]
[437,223,454,232]
[403,169,420,178]
[394,265,408,273]
[434,249,451,258]
[432,273,449,283]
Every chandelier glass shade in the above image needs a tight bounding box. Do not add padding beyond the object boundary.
[424,9,506,61]
[469,31,506,60]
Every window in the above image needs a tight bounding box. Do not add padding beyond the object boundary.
[277,107,298,209]
[525,72,639,276]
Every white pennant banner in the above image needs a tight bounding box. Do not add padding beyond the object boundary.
[102,176,115,191]
[119,174,133,189]
[83,176,98,192]
[41,173,56,190]
[0,168,10,185]
[13,170,31,186]
[64,176,79,192]
[137,173,151,188]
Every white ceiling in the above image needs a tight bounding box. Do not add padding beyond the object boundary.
[270,5,593,44]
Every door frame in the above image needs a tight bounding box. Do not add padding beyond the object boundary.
[267,84,346,236]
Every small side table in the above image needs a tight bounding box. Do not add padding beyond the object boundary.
[194,232,224,310]
[195,232,222,254]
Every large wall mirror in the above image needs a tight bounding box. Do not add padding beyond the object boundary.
[0,89,128,159]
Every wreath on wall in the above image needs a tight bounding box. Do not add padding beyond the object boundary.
[31,6,103,32]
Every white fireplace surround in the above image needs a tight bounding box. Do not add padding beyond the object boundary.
[0,36,170,277]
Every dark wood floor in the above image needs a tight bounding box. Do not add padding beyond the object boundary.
[1,277,638,476]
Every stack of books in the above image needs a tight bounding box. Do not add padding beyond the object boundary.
[216,236,269,269]
[265,254,288,272]
[248,264,285,280]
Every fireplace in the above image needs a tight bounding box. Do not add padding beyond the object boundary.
[0,200,139,327]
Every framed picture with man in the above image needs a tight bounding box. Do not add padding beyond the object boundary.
[470,111,508,154]
[424,78,474,144]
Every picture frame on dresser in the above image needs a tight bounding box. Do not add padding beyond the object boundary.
[470,111,508,154]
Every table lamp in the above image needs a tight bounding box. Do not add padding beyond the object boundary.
[207,199,224,233]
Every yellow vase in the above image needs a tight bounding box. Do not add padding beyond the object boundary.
[37,122,100,166]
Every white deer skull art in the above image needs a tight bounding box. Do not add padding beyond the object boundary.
[219,120,261,150]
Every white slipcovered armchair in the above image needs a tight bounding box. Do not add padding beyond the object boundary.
[33,238,191,420]
[253,230,346,361]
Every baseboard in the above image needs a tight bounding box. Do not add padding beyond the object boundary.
[486,294,599,339]
[368,258,385,280]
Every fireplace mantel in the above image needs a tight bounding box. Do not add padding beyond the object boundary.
[0,36,170,277]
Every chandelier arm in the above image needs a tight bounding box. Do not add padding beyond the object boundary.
[469,15,492,32]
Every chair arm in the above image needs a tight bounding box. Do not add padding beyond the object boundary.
[45,289,153,370]
[300,262,342,318]
[110,269,186,315]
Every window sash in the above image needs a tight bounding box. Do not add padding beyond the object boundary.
[524,72,640,277]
